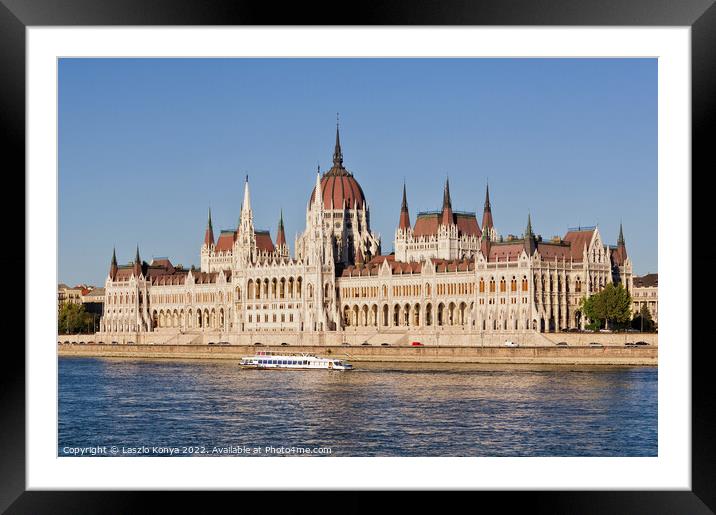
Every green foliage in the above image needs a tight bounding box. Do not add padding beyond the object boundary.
[58,302,94,334]
[631,303,655,332]
[579,283,632,330]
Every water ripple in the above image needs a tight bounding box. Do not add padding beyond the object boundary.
[58,358,657,457]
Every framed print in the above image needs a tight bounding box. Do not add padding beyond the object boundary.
[3,0,715,513]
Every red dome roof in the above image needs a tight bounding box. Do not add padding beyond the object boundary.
[309,166,366,209]
[309,123,367,209]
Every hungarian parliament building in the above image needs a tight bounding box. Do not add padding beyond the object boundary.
[99,126,633,338]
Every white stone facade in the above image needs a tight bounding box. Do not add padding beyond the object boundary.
[99,128,634,337]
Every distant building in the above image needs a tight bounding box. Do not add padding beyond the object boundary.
[632,273,658,326]
[82,287,105,316]
[58,284,86,306]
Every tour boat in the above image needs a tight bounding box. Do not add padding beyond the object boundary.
[239,351,354,371]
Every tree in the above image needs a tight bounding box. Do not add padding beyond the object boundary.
[58,302,92,334]
[631,303,655,332]
[579,283,632,330]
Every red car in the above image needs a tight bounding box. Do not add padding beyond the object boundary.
[411,341,423,346]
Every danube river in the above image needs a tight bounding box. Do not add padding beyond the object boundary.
[58,357,656,457]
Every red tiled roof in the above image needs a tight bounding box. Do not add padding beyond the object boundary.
[562,229,594,260]
[488,243,525,261]
[413,213,440,237]
[633,273,657,287]
[610,245,627,266]
[367,254,394,265]
[215,231,236,252]
[189,271,218,284]
[151,258,173,269]
[536,242,572,261]
[430,258,475,272]
[255,231,275,253]
[309,169,366,210]
[455,213,481,238]
[412,212,480,238]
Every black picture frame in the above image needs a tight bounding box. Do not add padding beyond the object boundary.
[2,1,713,513]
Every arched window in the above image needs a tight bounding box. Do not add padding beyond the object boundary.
[511,277,517,292]
[500,278,506,292]
[479,279,485,293]
[522,276,528,291]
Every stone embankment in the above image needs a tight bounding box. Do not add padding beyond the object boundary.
[58,331,658,366]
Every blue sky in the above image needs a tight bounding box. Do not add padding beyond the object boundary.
[59,58,657,286]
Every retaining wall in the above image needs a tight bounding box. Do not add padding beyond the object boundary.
[58,342,657,365]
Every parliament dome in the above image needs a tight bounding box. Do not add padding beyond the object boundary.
[308,124,366,209]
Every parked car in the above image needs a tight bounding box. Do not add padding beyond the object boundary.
[411,341,424,346]
[208,341,215,345]
[504,340,519,347]
[381,342,390,346]
[625,342,636,346]
[556,342,568,346]
[254,342,263,346]
[280,342,289,346]
[361,342,371,346]
[589,342,603,347]
[635,341,649,346]
[341,342,350,346]
[218,341,230,345]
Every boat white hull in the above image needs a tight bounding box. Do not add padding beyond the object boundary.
[239,352,354,371]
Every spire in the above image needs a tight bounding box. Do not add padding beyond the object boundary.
[314,167,323,209]
[481,182,494,233]
[332,114,343,168]
[525,214,533,237]
[204,207,215,246]
[613,221,628,266]
[524,213,536,256]
[398,182,411,230]
[441,177,453,226]
[276,209,286,247]
[242,174,251,213]
[109,247,118,280]
[442,177,452,210]
[133,245,142,277]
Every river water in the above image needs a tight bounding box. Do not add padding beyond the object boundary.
[58,357,657,457]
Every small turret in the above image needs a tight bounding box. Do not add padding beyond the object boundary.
[398,182,411,231]
[482,183,494,235]
[133,245,142,277]
[204,207,215,247]
[109,247,118,280]
[276,209,287,248]
[524,214,536,256]
[440,177,454,227]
